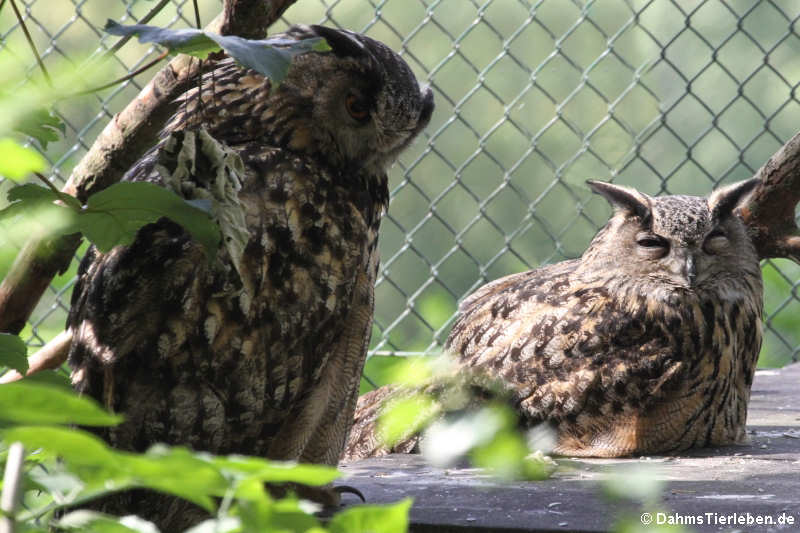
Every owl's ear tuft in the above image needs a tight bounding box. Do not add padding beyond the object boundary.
[310,25,367,58]
[708,178,760,221]
[587,180,652,224]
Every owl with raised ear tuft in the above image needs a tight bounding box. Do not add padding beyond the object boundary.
[346,178,763,460]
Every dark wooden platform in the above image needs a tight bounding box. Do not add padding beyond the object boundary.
[338,363,800,532]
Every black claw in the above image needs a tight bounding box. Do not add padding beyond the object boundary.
[334,484,366,503]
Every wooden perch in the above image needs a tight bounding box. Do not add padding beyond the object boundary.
[0,0,298,335]
[737,130,800,264]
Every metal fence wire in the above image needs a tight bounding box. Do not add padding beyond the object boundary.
[1,0,799,384]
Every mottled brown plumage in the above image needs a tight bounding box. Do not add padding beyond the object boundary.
[345,179,762,460]
[67,24,432,528]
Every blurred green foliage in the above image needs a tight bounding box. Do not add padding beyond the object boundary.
[0,1,798,379]
[377,356,556,481]
[603,466,694,533]
[0,383,411,532]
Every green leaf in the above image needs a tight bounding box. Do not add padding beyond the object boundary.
[387,357,435,386]
[14,108,65,150]
[4,183,80,212]
[28,468,86,500]
[0,333,28,375]
[603,466,665,504]
[0,138,47,181]
[20,369,72,390]
[378,392,438,447]
[0,185,80,243]
[5,427,117,466]
[7,429,226,512]
[328,498,412,533]
[104,20,220,59]
[80,182,220,257]
[207,34,327,84]
[470,431,552,481]
[420,404,511,468]
[0,383,121,426]
[211,455,340,486]
[118,445,228,511]
[7,182,60,203]
[105,21,328,84]
[235,490,323,532]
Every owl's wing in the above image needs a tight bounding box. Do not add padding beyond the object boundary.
[165,59,276,145]
[67,130,376,455]
[446,260,686,423]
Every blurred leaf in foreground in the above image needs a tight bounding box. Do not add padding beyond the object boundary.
[0,382,121,426]
[328,498,413,533]
[378,392,439,447]
[14,108,66,150]
[210,454,340,486]
[0,138,48,181]
[0,333,28,375]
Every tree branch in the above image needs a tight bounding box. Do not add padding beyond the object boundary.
[737,130,800,264]
[739,129,800,263]
[0,0,298,335]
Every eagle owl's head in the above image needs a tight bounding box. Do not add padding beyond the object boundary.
[277,25,434,176]
[581,179,762,298]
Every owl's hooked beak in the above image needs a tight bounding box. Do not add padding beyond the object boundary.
[672,248,698,288]
[685,252,697,287]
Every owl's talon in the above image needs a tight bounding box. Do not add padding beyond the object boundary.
[334,484,366,503]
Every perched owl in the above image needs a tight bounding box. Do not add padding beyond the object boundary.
[345,179,762,460]
[67,24,433,527]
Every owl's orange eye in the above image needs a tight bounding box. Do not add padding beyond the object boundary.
[346,93,370,122]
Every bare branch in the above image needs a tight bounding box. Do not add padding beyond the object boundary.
[9,0,51,86]
[74,50,170,97]
[737,130,800,264]
[0,0,299,335]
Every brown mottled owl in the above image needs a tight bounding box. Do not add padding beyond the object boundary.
[67,24,432,527]
[345,179,762,460]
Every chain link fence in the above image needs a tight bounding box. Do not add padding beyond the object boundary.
[1,0,799,388]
